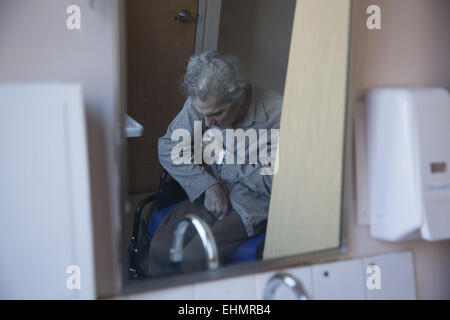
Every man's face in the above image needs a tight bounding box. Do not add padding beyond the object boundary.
[193,95,241,129]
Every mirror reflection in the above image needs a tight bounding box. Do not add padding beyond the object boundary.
[124,0,344,283]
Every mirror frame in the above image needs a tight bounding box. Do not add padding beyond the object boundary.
[116,0,353,296]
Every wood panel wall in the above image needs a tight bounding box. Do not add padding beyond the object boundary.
[264,0,352,259]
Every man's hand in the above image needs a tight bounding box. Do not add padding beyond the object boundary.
[204,183,230,220]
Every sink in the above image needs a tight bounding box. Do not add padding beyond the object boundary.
[125,114,143,138]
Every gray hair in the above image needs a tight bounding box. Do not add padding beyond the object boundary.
[181,51,249,105]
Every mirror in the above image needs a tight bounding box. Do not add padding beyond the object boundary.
[121,0,351,290]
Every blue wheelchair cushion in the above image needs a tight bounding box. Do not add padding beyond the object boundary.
[148,203,179,237]
[233,233,266,262]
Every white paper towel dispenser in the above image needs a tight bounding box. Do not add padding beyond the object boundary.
[358,87,450,242]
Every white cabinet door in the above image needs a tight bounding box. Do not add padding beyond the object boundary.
[0,84,95,299]
[363,251,416,300]
[312,259,367,300]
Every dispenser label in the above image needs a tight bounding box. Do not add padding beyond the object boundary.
[425,182,450,201]
[425,183,450,192]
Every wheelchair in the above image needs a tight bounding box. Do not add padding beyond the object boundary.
[128,169,266,280]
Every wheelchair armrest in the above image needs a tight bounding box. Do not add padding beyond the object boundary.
[128,192,161,279]
[131,193,161,243]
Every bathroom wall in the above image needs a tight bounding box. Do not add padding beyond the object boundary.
[342,0,450,299]
[218,0,296,95]
[0,0,121,297]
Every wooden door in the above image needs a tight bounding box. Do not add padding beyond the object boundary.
[264,0,352,259]
[126,0,199,193]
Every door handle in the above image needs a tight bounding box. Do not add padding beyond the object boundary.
[175,9,194,23]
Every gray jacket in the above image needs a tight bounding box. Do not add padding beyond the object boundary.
[158,85,283,236]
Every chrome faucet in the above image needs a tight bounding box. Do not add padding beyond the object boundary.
[169,214,220,270]
[263,272,310,300]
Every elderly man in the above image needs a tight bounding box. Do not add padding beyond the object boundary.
[149,51,282,277]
